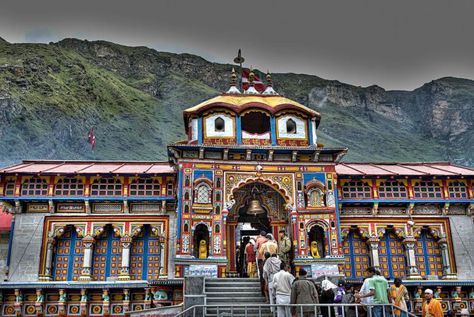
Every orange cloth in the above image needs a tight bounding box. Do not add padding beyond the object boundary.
[256,236,268,260]
[389,284,408,316]
[422,299,443,317]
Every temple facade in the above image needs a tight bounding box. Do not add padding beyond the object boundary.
[0,70,473,316]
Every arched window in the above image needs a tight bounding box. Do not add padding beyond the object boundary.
[448,181,468,198]
[342,231,370,278]
[378,231,406,279]
[216,178,221,188]
[215,224,220,234]
[214,117,225,132]
[130,225,163,280]
[91,178,122,196]
[21,177,48,196]
[55,178,84,196]
[185,176,190,187]
[184,204,189,213]
[129,178,161,196]
[92,226,122,281]
[4,180,15,196]
[413,181,443,198]
[215,205,220,214]
[378,181,407,198]
[215,191,221,201]
[194,183,212,204]
[415,229,443,278]
[286,119,297,134]
[341,181,372,199]
[184,191,190,201]
[52,226,84,281]
[307,188,325,207]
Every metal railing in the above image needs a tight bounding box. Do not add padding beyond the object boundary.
[175,303,416,317]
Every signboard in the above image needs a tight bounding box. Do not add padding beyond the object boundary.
[184,265,218,277]
[26,203,49,213]
[311,264,340,278]
[57,203,85,213]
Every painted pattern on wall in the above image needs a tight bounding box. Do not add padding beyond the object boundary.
[52,227,84,281]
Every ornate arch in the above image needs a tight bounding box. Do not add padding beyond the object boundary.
[376,225,406,240]
[50,223,86,239]
[413,225,442,239]
[191,222,211,232]
[340,225,370,240]
[226,173,293,205]
[306,219,329,231]
[92,223,124,238]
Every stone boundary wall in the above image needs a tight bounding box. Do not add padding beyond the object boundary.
[8,213,45,281]
[449,215,474,279]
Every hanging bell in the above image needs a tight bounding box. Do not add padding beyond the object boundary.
[247,199,265,216]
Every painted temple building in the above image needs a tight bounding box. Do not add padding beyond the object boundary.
[0,69,473,316]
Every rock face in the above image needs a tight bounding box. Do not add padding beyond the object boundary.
[0,39,473,166]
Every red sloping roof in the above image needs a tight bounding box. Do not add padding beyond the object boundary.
[0,213,12,231]
[336,162,474,176]
[0,161,174,175]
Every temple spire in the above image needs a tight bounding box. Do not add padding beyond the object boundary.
[226,68,241,94]
[244,67,259,94]
[262,71,278,95]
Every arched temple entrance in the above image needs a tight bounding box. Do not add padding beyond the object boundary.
[226,182,290,276]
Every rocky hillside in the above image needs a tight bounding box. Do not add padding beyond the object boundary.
[0,38,473,167]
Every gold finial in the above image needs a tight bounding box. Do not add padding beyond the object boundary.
[249,67,255,86]
[230,68,237,86]
[266,71,273,87]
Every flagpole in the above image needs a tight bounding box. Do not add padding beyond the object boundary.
[234,49,245,91]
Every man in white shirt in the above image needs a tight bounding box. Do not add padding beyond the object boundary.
[273,262,295,317]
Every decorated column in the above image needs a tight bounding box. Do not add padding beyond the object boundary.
[41,235,55,281]
[403,236,422,279]
[80,289,88,317]
[438,235,457,279]
[35,288,44,317]
[367,236,380,272]
[144,288,152,309]
[102,289,110,317]
[58,289,67,317]
[14,289,22,317]
[222,208,228,255]
[79,235,95,281]
[123,289,130,314]
[119,235,132,281]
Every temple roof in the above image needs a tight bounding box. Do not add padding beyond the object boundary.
[183,94,321,119]
[0,160,174,175]
[336,162,474,176]
[1,160,473,177]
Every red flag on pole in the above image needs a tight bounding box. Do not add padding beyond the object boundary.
[241,69,265,93]
[88,128,96,150]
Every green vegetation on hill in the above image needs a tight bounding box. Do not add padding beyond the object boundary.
[0,38,473,167]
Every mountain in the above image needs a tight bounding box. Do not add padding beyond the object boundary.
[0,38,473,167]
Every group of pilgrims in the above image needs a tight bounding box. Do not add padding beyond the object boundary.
[233,230,459,317]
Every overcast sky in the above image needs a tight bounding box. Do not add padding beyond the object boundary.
[1,0,473,90]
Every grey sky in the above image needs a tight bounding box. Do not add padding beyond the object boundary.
[1,0,473,90]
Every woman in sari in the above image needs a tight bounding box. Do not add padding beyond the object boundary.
[389,278,409,317]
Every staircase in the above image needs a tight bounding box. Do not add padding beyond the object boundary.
[204,278,272,316]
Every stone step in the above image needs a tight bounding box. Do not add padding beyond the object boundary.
[207,278,260,282]
[205,286,262,292]
[204,306,273,317]
[206,291,263,297]
[207,296,267,303]
[206,281,261,288]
